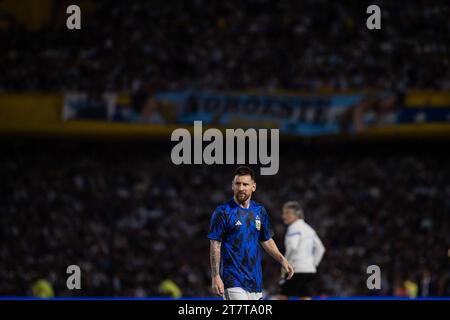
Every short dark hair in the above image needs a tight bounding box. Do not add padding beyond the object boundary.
[233,166,255,181]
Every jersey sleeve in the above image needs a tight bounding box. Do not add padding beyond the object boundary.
[260,207,275,241]
[207,207,227,241]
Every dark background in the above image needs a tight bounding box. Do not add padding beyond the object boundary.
[0,0,449,298]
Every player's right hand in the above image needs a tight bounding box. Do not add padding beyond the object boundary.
[281,258,295,280]
[212,275,224,296]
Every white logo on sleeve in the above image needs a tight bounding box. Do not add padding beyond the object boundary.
[255,216,261,231]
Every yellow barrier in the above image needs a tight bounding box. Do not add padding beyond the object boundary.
[0,94,63,124]
[405,90,450,107]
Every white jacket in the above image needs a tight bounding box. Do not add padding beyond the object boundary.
[284,219,325,273]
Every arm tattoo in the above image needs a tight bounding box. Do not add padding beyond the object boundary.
[210,240,221,276]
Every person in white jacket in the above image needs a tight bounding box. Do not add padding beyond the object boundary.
[278,201,325,299]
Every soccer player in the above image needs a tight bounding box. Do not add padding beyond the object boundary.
[208,166,294,300]
[278,201,325,299]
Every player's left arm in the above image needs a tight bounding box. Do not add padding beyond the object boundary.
[261,238,294,279]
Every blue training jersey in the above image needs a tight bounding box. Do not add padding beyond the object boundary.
[207,198,274,293]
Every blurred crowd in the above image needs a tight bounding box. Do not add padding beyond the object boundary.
[1,0,449,92]
[1,141,449,297]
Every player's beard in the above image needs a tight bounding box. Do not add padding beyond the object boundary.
[236,191,249,204]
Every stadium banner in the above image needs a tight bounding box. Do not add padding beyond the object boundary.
[61,91,450,137]
[159,91,363,136]
[62,90,365,136]
[150,91,450,134]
